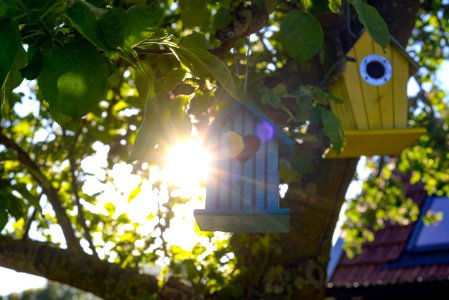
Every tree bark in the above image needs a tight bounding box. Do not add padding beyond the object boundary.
[0,236,158,300]
[226,1,422,299]
[276,1,421,298]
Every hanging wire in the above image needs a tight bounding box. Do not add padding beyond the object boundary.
[345,1,358,38]
[244,40,251,96]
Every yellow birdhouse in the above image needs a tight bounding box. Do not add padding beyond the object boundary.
[326,31,426,158]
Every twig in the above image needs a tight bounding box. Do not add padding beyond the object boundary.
[133,48,172,54]
[23,207,37,240]
[376,156,385,178]
[65,128,99,258]
[256,32,276,64]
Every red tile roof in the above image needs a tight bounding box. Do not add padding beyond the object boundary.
[329,185,449,288]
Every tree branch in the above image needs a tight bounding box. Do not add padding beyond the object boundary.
[22,208,37,240]
[0,236,159,300]
[65,129,99,258]
[0,128,81,251]
[213,4,269,57]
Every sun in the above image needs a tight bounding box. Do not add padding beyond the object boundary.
[163,139,210,192]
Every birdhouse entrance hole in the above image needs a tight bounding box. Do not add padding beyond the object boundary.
[194,103,293,233]
[359,54,392,86]
[367,61,385,79]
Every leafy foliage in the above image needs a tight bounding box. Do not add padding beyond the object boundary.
[280,11,324,62]
[0,20,21,89]
[351,0,389,48]
[0,0,447,298]
[341,1,449,255]
[5,282,100,300]
[38,40,109,118]
[66,0,114,54]
[171,44,242,100]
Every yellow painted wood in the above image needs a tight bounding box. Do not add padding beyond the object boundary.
[373,43,395,128]
[329,77,357,129]
[328,31,421,158]
[392,51,409,128]
[341,80,357,128]
[324,127,426,158]
[340,50,369,129]
[354,31,383,129]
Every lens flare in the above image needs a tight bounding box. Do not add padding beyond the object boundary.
[164,139,210,192]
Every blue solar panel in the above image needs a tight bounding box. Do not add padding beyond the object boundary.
[408,196,449,252]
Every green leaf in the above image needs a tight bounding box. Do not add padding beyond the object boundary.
[128,182,142,203]
[180,0,210,28]
[260,86,282,109]
[135,61,156,104]
[130,60,191,163]
[1,41,27,117]
[212,7,232,31]
[181,32,210,49]
[38,40,109,118]
[0,0,19,19]
[0,209,7,231]
[279,159,299,183]
[280,11,324,62]
[0,190,10,231]
[171,45,242,100]
[11,183,40,209]
[66,0,113,53]
[123,4,164,51]
[352,0,389,48]
[159,68,186,94]
[8,194,24,219]
[22,0,54,11]
[129,61,159,162]
[317,107,344,153]
[0,20,21,89]
[329,0,342,13]
[48,107,74,127]
[21,45,43,80]
[298,85,342,105]
[104,202,116,215]
[301,0,313,10]
[99,4,163,52]
[99,8,127,49]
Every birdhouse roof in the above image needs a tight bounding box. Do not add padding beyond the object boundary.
[210,102,294,146]
[349,30,420,74]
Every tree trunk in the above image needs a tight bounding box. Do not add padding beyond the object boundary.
[227,1,422,298]
[228,159,357,299]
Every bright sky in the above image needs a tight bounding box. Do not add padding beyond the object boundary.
[1,61,448,296]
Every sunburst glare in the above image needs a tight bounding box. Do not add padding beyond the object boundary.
[163,139,210,193]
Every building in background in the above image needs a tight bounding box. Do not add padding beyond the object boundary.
[327,183,449,299]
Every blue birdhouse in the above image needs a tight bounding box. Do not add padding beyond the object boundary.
[194,102,294,233]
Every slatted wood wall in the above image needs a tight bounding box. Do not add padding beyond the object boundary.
[330,31,410,131]
[206,106,280,212]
